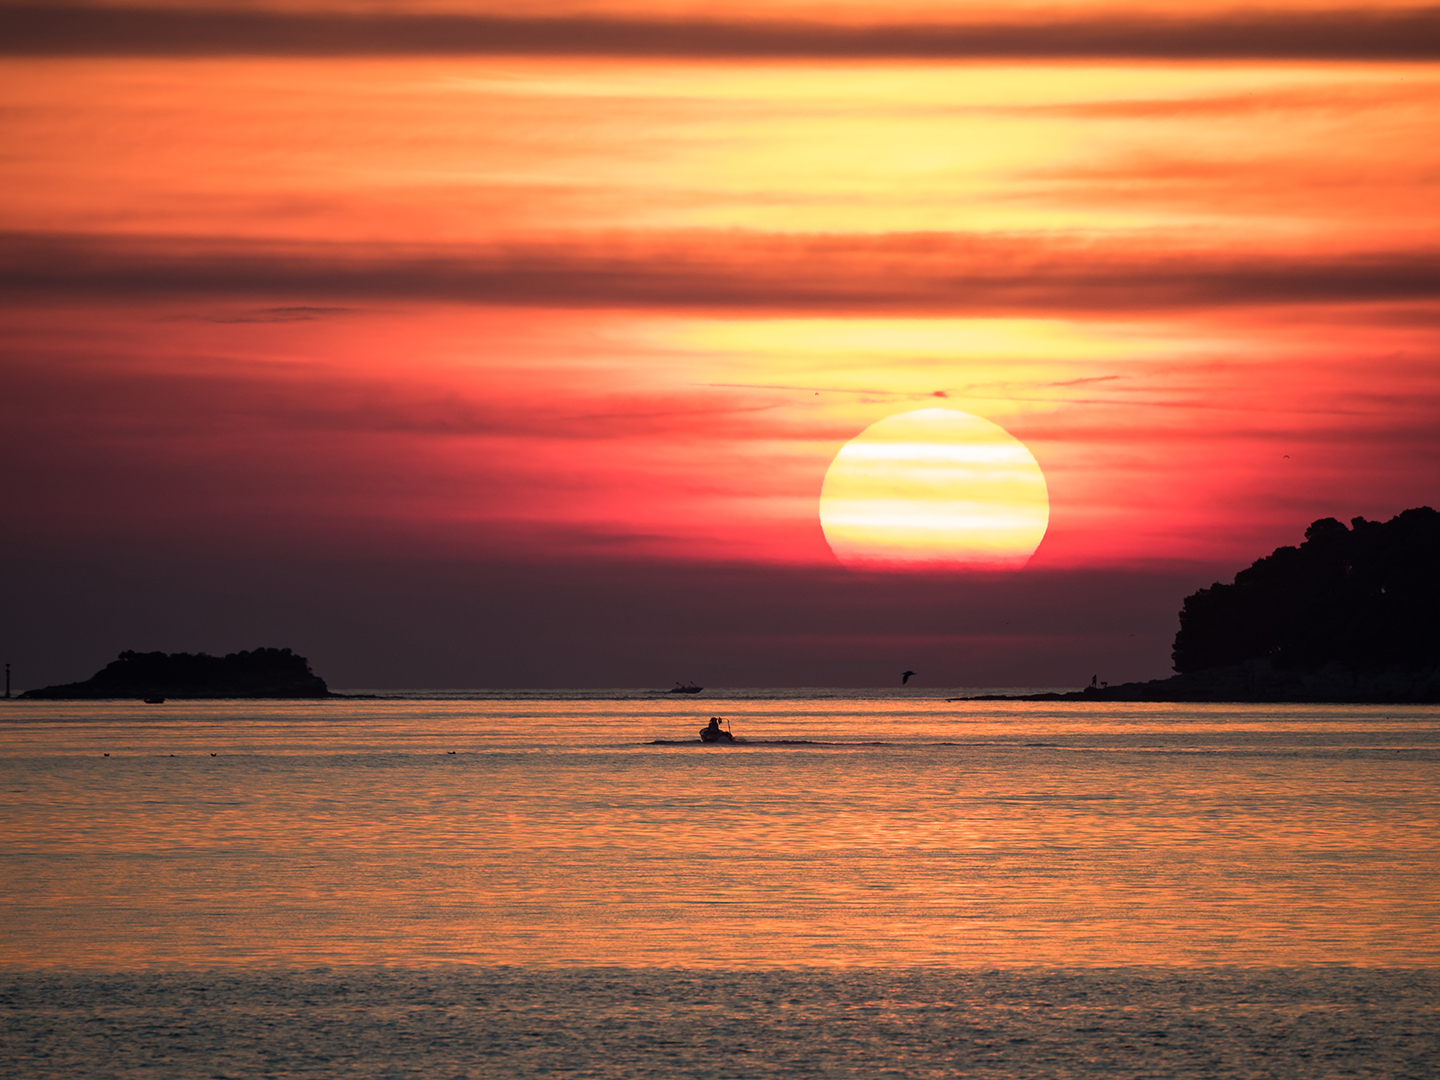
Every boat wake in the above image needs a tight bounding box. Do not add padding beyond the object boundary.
[647,739,892,746]
[647,740,1051,748]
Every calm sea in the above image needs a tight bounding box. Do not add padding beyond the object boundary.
[2,692,1437,1077]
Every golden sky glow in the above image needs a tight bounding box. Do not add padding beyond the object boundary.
[2,2,1438,581]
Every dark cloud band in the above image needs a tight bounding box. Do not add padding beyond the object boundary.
[2,6,1438,59]
[5,231,1439,313]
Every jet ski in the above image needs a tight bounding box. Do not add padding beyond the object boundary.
[700,716,736,743]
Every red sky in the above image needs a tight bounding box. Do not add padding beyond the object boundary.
[3,2,1438,688]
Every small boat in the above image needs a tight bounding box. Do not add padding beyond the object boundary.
[670,681,703,694]
[143,697,165,704]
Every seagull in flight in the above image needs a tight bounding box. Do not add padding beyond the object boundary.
[901,670,916,685]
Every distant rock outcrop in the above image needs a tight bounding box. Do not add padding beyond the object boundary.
[993,508,1440,703]
[19,647,333,700]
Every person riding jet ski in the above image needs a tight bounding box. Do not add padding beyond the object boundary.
[700,716,736,743]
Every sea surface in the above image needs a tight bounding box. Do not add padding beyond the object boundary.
[2,692,1437,1077]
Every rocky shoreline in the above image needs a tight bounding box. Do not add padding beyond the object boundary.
[972,658,1440,704]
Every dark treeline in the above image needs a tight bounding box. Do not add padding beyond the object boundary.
[20,647,331,699]
[1173,507,1440,674]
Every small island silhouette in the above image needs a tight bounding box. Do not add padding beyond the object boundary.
[986,506,1440,703]
[19,647,334,700]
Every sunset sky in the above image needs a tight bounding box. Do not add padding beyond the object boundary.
[3,1,1438,689]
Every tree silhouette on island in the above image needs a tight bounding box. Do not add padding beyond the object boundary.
[1014,506,1440,703]
[19,647,332,700]
[1173,507,1439,675]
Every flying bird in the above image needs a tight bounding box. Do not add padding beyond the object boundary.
[901,670,916,684]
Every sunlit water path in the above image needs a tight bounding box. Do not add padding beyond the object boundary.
[3,695,1437,1076]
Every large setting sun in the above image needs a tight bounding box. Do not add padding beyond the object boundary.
[819,408,1050,570]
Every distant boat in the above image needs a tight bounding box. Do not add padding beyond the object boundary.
[143,697,165,704]
[669,682,703,694]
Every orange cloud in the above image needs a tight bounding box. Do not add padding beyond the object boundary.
[4,5,1437,60]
